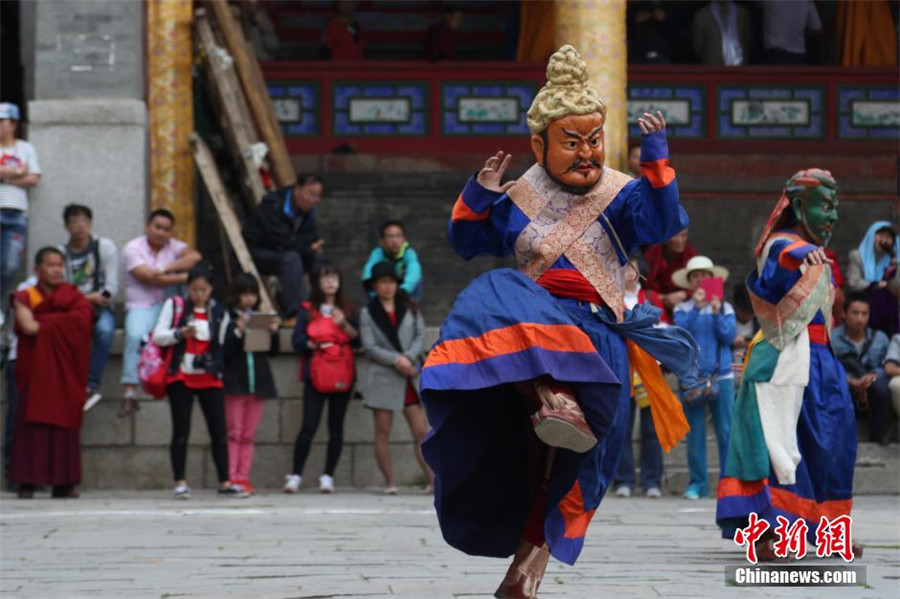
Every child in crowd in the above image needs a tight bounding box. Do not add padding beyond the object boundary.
[223,273,280,495]
[672,256,736,500]
[613,255,666,498]
[362,220,422,301]
[286,264,359,494]
[360,262,432,494]
[152,262,246,499]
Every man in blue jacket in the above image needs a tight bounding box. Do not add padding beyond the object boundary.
[243,174,324,321]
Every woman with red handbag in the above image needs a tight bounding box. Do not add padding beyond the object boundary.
[285,264,358,494]
[360,262,432,495]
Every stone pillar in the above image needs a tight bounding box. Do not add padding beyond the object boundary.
[147,0,195,246]
[24,0,148,301]
[555,0,627,171]
[27,101,148,264]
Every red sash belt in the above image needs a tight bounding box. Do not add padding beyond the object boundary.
[536,269,604,305]
[808,324,828,345]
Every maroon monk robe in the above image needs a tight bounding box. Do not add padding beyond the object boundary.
[9,283,92,486]
[643,242,699,295]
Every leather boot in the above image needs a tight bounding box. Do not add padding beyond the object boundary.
[494,541,550,599]
[530,380,597,453]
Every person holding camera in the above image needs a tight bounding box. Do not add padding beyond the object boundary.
[152,262,245,499]
[672,256,736,500]
[58,204,118,412]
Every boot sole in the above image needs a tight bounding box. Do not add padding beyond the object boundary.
[532,417,597,453]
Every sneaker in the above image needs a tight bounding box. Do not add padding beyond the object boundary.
[84,390,102,412]
[283,474,301,493]
[614,485,632,498]
[237,480,256,495]
[682,488,701,500]
[319,474,334,494]
[218,484,250,498]
[174,484,191,500]
[645,487,662,499]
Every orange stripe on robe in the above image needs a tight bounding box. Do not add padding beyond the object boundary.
[770,488,853,523]
[425,323,595,367]
[450,195,490,222]
[559,480,597,539]
[640,158,675,188]
[718,477,768,499]
[717,477,853,523]
[778,240,807,270]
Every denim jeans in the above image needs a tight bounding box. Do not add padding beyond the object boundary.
[0,209,27,302]
[683,377,735,497]
[121,304,163,386]
[89,308,116,391]
[249,247,315,318]
[614,403,663,491]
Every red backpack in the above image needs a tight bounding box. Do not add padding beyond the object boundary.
[138,296,185,399]
[301,303,355,393]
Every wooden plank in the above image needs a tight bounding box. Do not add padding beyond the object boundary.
[195,11,267,208]
[190,132,276,314]
[206,0,295,188]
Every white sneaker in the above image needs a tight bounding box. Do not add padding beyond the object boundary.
[645,487,662,499]
[614,485,632,498]
[319,474,334,494]
[83,391,102,412]
[173,484,191,500]
[283,474,301,493]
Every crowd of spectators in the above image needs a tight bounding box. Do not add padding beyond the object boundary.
[1,138,431,497]
[1,92,897,502]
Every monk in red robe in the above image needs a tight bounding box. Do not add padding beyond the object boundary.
[10,247,93,498]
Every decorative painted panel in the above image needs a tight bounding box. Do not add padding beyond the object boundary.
[837,86,900,139]
[333,82,428,136]
[442,82,536,136]
[718,86,824,139]
[268,81,320,137]
[627,85,705,138]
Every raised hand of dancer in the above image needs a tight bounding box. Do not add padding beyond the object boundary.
[638,111,666,135]
[802,247,832,268]
[477,151,515,193]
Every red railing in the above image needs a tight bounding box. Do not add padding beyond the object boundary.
[261,61,900,156]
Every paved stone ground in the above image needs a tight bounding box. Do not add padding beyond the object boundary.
[1,490,898,599]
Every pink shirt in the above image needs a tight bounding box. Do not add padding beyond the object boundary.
[122,235,188,309]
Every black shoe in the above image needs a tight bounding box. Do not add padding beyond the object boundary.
[17,484,35,499]
[51,485,79,498]
[218,485,250,498]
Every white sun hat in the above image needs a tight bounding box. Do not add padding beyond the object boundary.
[671,255,729,290]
